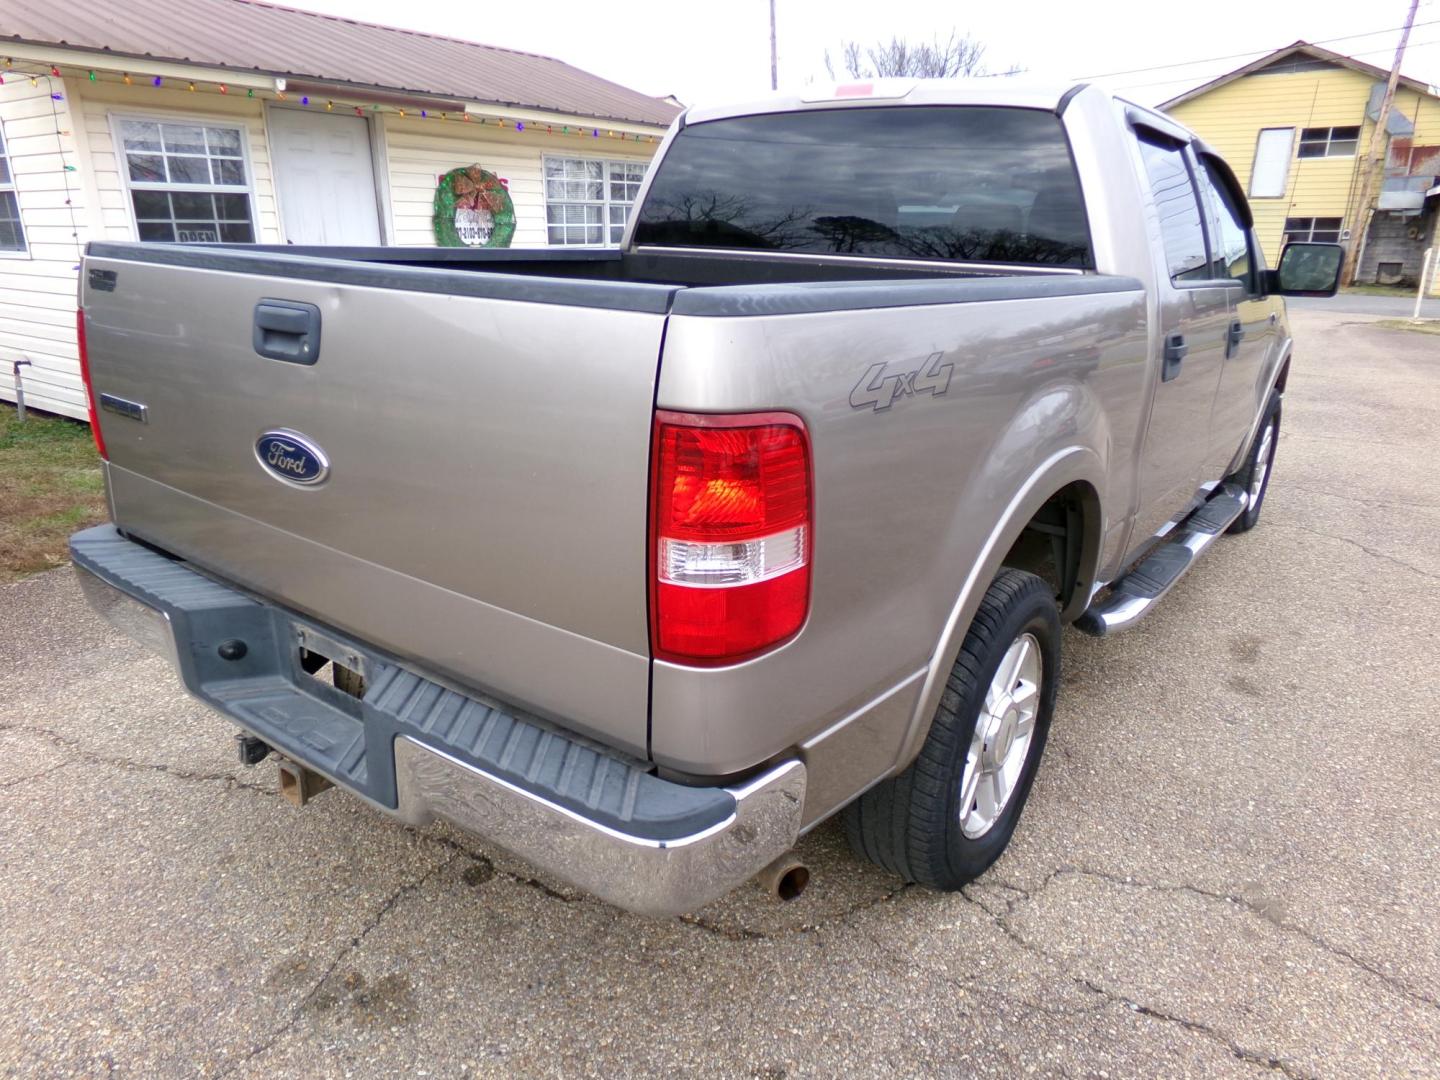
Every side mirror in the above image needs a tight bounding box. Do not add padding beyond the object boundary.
[1268,242,1344,297]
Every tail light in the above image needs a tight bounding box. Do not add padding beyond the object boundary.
[650,410,812,664]
[76,308,107,460]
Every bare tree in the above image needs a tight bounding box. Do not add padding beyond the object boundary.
[824,31,1019,80]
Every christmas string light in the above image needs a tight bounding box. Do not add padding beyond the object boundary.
[2,63,662,147]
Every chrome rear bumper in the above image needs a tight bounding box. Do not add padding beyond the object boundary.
[71,525,805,916]
[394,741,805,915]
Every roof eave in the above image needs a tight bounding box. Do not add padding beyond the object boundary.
[1159,41,1436,111]
[3,38,677,129]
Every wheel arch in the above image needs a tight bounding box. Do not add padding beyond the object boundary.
[889,446,1106,776]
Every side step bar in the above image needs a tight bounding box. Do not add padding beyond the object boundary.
[1076,483,1249,637]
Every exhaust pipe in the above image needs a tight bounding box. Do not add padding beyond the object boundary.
[276,758,334,807]
[756,853,811,902]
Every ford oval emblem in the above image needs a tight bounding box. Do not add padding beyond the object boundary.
[255,430,329,486]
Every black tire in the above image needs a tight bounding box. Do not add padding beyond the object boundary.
[843,569,1060,889]
[1226,391,1281,534]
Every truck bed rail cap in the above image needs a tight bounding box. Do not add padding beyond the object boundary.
[83,242,678,315]
[669,273,1144,318]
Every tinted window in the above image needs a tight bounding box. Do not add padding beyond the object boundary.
[1137,136,1208,282]
[1198,160,1252,288]
[633,107,1092,267]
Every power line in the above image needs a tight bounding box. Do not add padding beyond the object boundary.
[1075,18,1440,80]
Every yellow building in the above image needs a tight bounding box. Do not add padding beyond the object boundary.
[1163,41,1440,296]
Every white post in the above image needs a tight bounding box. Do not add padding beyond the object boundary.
[1414,247,1434,321]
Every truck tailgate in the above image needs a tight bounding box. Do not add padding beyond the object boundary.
[81,247,674,757]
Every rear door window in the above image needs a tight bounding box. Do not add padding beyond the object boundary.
[1136,135,1210,283]
[633,106,1092,267]
[1197,159,1255,290]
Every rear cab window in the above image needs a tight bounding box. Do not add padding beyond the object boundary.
[632,106,1093,268]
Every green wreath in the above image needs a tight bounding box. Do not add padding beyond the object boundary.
[433,165,515,248]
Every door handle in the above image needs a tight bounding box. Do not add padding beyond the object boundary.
[1225,319,1245,358]
[253,299,322,365]
[1162,332,1187,382]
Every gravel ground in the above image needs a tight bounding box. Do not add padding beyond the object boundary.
[2,310,1437,1079]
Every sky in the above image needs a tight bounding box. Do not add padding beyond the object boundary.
[284,0,1440,108]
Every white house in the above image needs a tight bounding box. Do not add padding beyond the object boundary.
[0,0,678,419]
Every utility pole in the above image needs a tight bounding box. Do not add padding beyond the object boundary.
[769,0,778,90]
[1342,0,1420,286]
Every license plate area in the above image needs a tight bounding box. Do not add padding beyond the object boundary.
[293,621,368,701]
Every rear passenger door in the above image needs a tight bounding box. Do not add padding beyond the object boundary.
[1130,131,1233,547]
[1195,155,1277,483]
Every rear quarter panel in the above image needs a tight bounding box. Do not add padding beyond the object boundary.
[651,285,1149,798]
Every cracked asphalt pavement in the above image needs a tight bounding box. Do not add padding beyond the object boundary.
[2,310,1438,1078]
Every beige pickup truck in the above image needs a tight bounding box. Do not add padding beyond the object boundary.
[71,80,1341,914]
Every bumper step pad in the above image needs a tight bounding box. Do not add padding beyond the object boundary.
[69,525,732,841]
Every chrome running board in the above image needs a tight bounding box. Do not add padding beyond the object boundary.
[1076,483,1249,637]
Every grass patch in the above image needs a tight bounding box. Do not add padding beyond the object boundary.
[0,404,107,582]
[1374,318,1440,336]
[1342,284,1419,298]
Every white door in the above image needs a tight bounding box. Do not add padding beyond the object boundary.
[268,108,381,245]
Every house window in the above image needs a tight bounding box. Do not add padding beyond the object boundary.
[116,118,255,243]
[1284,217,1343,244]
[0,121,26,253]
[1297,126,1360,159]
[544,157,648,245]
[1249,128,1294,198]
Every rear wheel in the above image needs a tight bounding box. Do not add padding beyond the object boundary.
[844,569,1060,889]
[1227,391,1281,534]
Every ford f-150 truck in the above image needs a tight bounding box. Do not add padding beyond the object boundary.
[70,81,1342,915]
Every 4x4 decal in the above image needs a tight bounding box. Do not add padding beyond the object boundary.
[849,352,955,412]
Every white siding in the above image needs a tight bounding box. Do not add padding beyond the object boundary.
[382,114,657,247]
[0,74,88,419]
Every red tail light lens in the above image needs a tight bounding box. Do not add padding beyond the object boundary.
[76,308,107,460]
[651,410,812,663]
